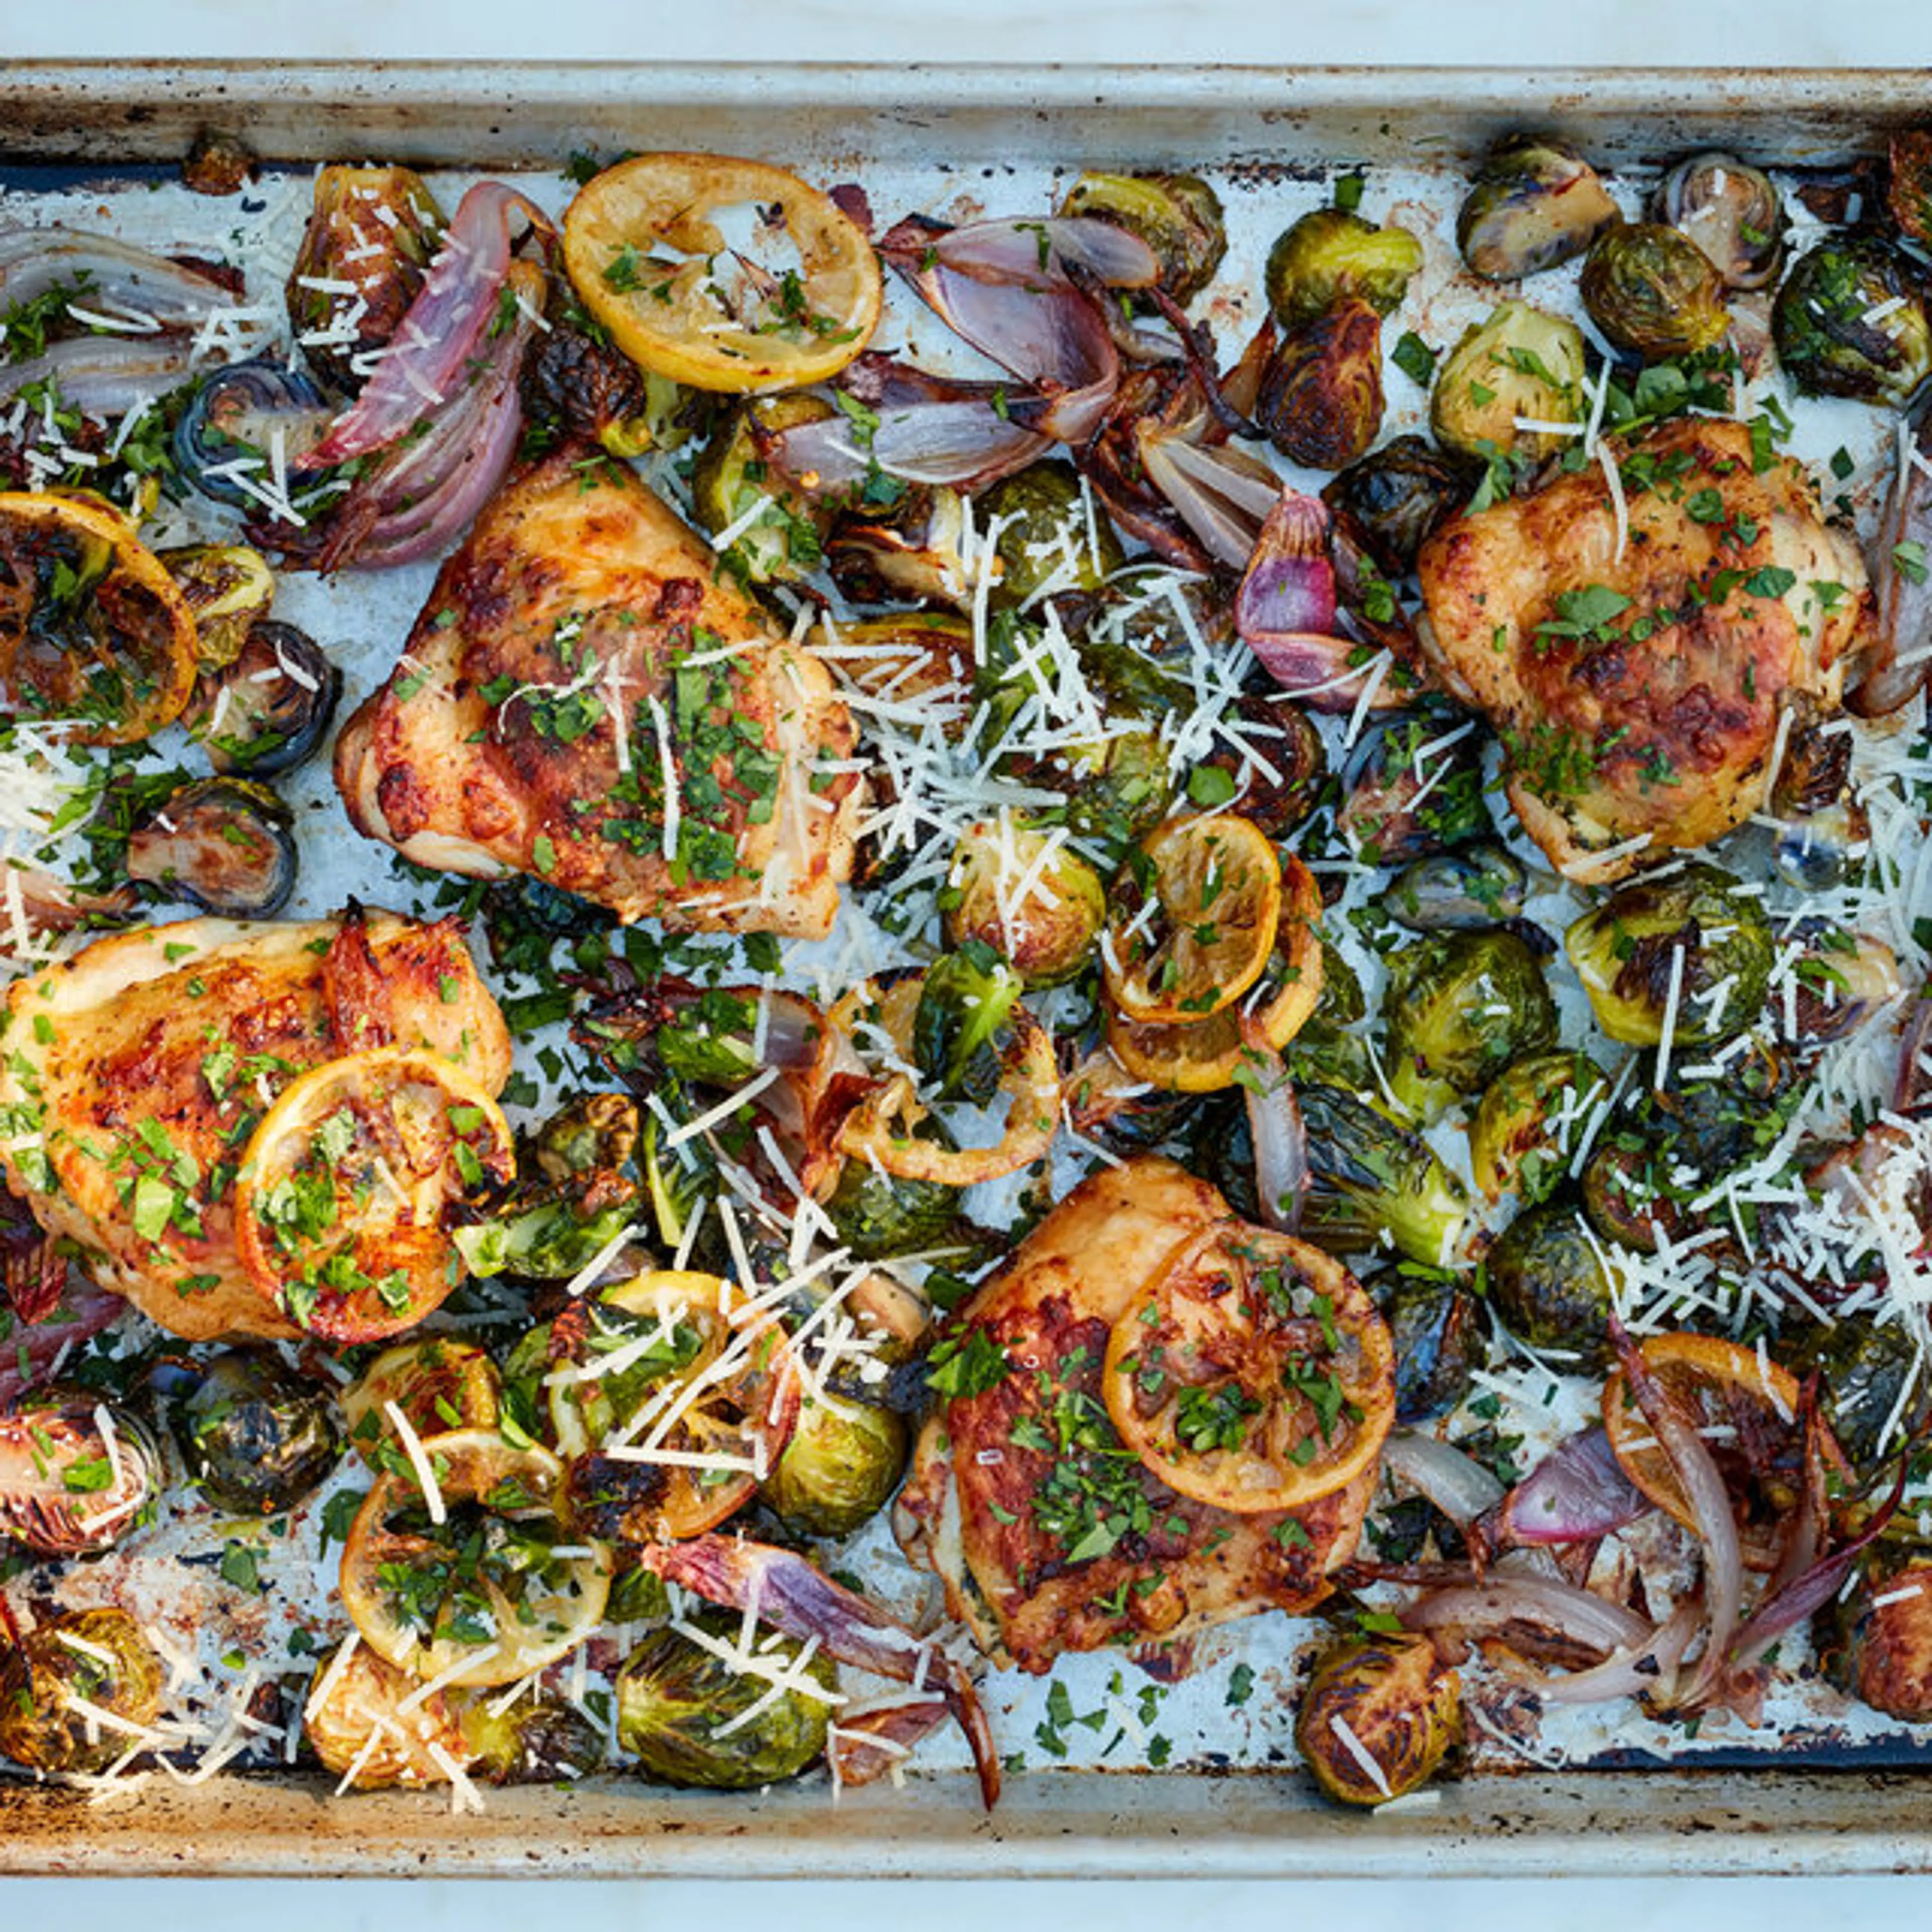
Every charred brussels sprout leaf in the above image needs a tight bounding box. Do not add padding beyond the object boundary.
[1384,931,1557,1121]
[1322,436,1484,576]
[1657,152,1786,290]
[1298,1083,1469,1267]
[690,393,836,588]
[1565,862,1773,1048]
[1486,1197,1615,1368]
[822,1157,959,1261]
[980,462,1124,607]
[1058,171,1228,306]
[171,1348,342,1516]
[1294,1633,1460,1805]
[1580,222,1732,363]
[1456,136,1620,282]
[461,1692,606,1784]
[1430,299,1586,465]
[1388,844,1527,934]
[1264,208,1423,333]
[1773,237,1932,408]
[1383,1268,1484,1423]
[761,1395,909,1538]
[616,1612,836,1789]
[941,817,1106,987]
[157,543,276,672]
[0,1608,164,1775]
[1469,1049,1608,1204]
[913,942,1024,1104]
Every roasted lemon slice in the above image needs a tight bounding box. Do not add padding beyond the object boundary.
[563,152,882,393]
[0,490,197,743]
[1104,1219,1394,1513]
[234,1046,514,1345]
[339,1428,611,1688]
[1107,851,1324,1092]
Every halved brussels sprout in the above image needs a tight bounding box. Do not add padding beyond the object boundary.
[1486,1197,1615,1368]
[1786,1317,1929,1471]
[342,1339,503,1469]
[1384,930,1558,1120]
[0,1394,162,1556]
[822,1156,959,1262]
[122,776,298,917]
[980,462,1124,608]
[941,816,1106,987]
[1294,1633,1460,1806]
[1657,152,1786,290]
[522,318,711,457]
[761,1393,908,1538]
[1579,222,1731,363]
[1388,845,1527,933]
[173,358,334,508]
[0,1608,165,1775]
[1469,1049,1608,1204]
[1190,696,1328,842]
[170,1348,341,1516]
[1456,136,1620,281]
[828,486,975,610]
[1773,237,1932,407]
[1322,436,1485,575]
[1257,297,1385,471]
[912,941,1025,1104]
[1430,300,1587,466]
[185,620,343,777]
[1298,1083,1469,1267]
[1564,862,1773,1048]
[1057,171,1228,306]
[1384,1269,1483,1424]
[1769,721,1869,891]
[1264,208,1423,333]
[462,1691,606,1785]
[158,543,275,671]
[1338,712,1491,866]
[1645,1030,1802,1174]
[1075,565,1227,709]
[1006,720,1172,858]
[1579,1141,1687,1254]
[616,1611,836,1790]
[690,393,836,588]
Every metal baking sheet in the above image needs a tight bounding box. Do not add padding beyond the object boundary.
[3,60,1932,1878]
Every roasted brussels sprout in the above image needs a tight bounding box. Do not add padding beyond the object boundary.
[1338,712,1491,866]
[158,543,275,671]
[1076,565,1228,709]
[1388,845,1527,933]
[690,393,836,588]
[1456,136,1620,281]
[169,1348,341,1516]
[0,1608,164,1775]
[1299,1083,1470,1267]
[1020,722,1172,855]
[342,1339,503,1468]
[1889,131,1932,250]
[1788,1317,1929,1470]
[522,317,710,457]
[461,1692,606,1785]
[1579,222,1731,363]
[1057,171,1228,306]
[1564,862,1773,1048]
[183,130,254,198]
[1383,1269,1483,1423]
[828,486,975,610]
[822,1157,959,1262]
[980,462,1124,607]
[913,941,1025,1104]
[1190,696,1328,842]
[122,776,298,917]
[1657,152,1785,290]
[184,620,342,777]
[1768,720,1870,891]
[1322,436,1484,575]
[1265,209,1423,333]
[761,1393,908,1538]
[1579,1142,1689,1253]
[940,817,1105,987]
[1294,1633,1460,1806]
[1486,1197,1615,1368]
[1820,1554,1932,1721]
[616,1612,837,1790]
[287,164,445,396]
[1787,925,1901,1049]
[1284,941,1377,1093]
[1469,1049,1608,1204]
[1429,299,1587,465]
[1256,297,1386,471]
[1644,1031,1801,1173]
[1773,237,1932,407]
[1383,930,1557,1120]
[0,1394,162,1556]
[302,1637,470,1790]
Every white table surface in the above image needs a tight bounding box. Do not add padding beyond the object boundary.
[8,2,1932,1920]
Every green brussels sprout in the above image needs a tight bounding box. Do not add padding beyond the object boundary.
[1564,862,1773,1048]
[822,1156,959,1261]
[1322,436,1485,575]
[1057,171,1228,306]
[342,1339,503,1468]
[1889,132,1932,250]
[0,1608,164,1775]
[1579,1141,1691,1253]
[1579,222,1732,363]
[1818,1553,1932,1721]
[1657,152,1786,290]
[1469,1049,1609,1205]
[1383,930,1558,1121]
[171,1349,341,1516]
[641,1085,717,1255]
[1264,208,1423,333]
[1008,721,1172,857]
[157,542,276,672]
[941,816,1106,987]
[460,1692,606,1785]
[1486,1196,1615,1369]
[1642,1031,1802,1170]
[1786,1317,1930,1470]
[1075,565,1227,708]
[523,317,712,457]
[616,1611,836,1789]
[690,394,836,588]
[1430,299,1587,465]
[1773,236,1932,407]
[1298,1083,1470,1267]
[912,940,1025,1104]
[287,165,445,396]
[1388,844,1527,934]
[1294,1633,1460,1806]
[828,486,976,610]
[1383,1268,1484,1423]
[1456,136,1620,281]
[1257,297,1386,471]
[761,1394,909,1538]
[979,462,1124,608]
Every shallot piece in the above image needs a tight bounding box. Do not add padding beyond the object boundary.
[1239,1025,1307,1235]
[0,222,241,327]
[644,1534,1002,1811]
[828,1695,953,1789]
[0,335,200,417]
[1381,1430,1507,1530]
[1486,1425,1648,1549]
[1402,1570,1655,1658]
[1850,395,1932,717]
[1512,1590,1706,1707]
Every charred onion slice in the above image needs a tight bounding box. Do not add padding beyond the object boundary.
[0,491,197,743]
[563,153,882,393]
[339,1427,610,1688]
[1104,1218,1394,1513]
[549,1268,800,1541]
[234,1046,515,1344]
[1107,851,1324,1092]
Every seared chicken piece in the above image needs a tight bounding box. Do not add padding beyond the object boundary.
[0,911,510,1342]
[1417,419,1870,882]
[896,1158,1376,1674]
[335,446,862,937]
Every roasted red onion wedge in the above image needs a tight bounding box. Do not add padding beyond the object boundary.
[1239,1025,1307,1235]
[1381,1430,1506,1530]
[1402,1570,1654,1658]
[0,1278,125,1410]
[1509,1591,1705,1707]
[827,1695,953,1789]
[1482,1425,1648,1550]
[0,336,200,418]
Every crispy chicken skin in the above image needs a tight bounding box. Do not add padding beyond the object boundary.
[0,911,510,1342]
[334,445,861,938]
[1417,419,1870,882]
[896,1159,1375,1674]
